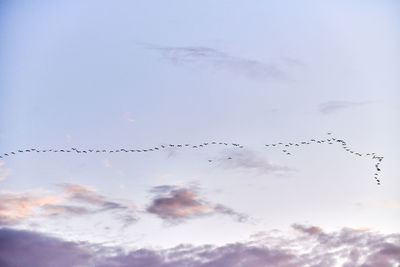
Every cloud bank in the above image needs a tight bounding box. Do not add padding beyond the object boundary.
[0,224,399,267]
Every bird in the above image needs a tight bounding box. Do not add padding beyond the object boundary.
[228,157,232,160]
[208,160,212,162]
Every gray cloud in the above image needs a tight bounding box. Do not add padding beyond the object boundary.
[318,101,371,114]
[143,44,289,80]
[1,225,399,267]
[147,185,248,224]
[221,149,294,174]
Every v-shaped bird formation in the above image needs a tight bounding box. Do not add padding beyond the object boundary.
[0,133,383,185]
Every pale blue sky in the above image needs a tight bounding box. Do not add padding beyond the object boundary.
[0,0,399,252]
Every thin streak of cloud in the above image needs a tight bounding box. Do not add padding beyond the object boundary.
[142,44,290,80]
[318,101,371,114]
[220,149,294,174]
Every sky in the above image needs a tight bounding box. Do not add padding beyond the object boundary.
[0,0,399,266]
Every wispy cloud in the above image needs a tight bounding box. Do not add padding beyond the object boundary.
[143,44,290,80]
[147,185,248,224]
[1,225,399,266]
[0,190,60,225]
[318,101,370,114]
[0,184,138,227]
[220,149,294,174]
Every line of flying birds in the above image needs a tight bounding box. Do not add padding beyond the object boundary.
[0,133,383,185]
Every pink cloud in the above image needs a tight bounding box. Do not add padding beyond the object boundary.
[147,185,248,224]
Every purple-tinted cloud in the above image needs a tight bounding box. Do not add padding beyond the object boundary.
[319,101,370,114]
[1,225,399,267]
[147,185,248,224]
[144,44,289,80]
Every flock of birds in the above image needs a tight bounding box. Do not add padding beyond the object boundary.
[0,133,383,185]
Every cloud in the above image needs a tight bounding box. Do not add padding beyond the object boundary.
[60,183,131,212]
[221,149,294,174]
[147,185,248,224]
[0,191,60,225]
[143,44,289,80]
[318,101,370,114]
[0,184,138,227]
[0,228,92,267]
[0,161,12,182]
[0,225,399,267]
